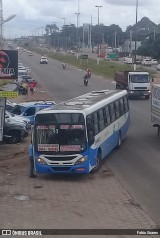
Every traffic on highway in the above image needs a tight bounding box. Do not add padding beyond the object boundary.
[5,48,160,228]
[1,0,160,234]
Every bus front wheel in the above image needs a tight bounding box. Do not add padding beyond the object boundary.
[91,153,102,173]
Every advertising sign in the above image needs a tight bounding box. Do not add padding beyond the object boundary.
[0,98,5,141]
[0,50,18,80]
[0,91,18,98]
[80,54,88,59]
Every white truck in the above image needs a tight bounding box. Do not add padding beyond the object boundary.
[124,57,133,64]
[115,71,151,99]
[151,84,160,136]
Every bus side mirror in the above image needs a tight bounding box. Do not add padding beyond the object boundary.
[152,78,154,82]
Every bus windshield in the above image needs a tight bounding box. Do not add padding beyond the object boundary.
[34,113,86,154]
[130,74,149,83]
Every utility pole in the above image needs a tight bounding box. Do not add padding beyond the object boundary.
[154,29,156,40]
[37,28,39,37]
[89,14,92,50]
[130,29,132,55]
[52,22,57,49]
[0,0,3,49]
[75,12,80,54]
[41,27,44,36]
[62,17,66,50]
[114,31,117,52]
[95,5,103,65]
[75,0,80,58]
[134,0,138,71]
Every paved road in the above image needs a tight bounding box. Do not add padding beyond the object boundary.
[19,52,160,226]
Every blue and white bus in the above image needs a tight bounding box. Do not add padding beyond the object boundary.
[32,90,130,174]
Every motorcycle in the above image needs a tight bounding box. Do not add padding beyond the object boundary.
[17,84,28,95]
[84,75,88,86]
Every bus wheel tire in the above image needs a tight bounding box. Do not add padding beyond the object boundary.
[91,153,102,173]
[116,133,122,149]
[8,131,21,144]
[145,95,149,100]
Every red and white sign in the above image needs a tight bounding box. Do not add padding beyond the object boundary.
[60,125,70,129]
[38,144,59,151]
[71,125,84,129]
[60,145,81,152]
[60,125,84,129]
[37,125,55,129]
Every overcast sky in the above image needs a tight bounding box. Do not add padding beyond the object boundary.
[2,0,160,38]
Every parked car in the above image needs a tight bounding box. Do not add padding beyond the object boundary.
[18,69,28,77]
[151,59,158,65]
[6,100,17,112]
[3,112,29,144]
[11,101,56,125]
[141,59,152,67]
[18,66,26,71]
[29,52,33,56]
[156,64,160,71]
[5,110,31,128]
[40,56,48,64]
[124,57,133,64]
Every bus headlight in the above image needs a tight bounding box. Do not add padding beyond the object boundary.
[36,157,47,165]
[75,156,87,165]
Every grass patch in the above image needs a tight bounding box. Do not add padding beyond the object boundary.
[30,47,156,80]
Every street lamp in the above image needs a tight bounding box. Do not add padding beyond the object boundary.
[95,5,103,65]
[75,12,80,57]
[0,14,16,48]
[62,17,66,49]
[134,0,138,71]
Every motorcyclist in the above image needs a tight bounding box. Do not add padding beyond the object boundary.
[62,62,66,69]
[86,68,91,78]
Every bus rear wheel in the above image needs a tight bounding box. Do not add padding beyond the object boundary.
[91,153,102,173]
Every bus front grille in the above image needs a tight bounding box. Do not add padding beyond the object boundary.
[46,156,76,161]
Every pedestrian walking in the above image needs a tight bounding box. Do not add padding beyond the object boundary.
[28,144,37,178]
[29,80,36,96]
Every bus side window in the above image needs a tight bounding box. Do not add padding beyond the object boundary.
[105,106,111,126]
[87,116,94,144]
[114,101,120,119]
[93,112,99,135]
[98,109,105,132]
[123,96,129,113]
[119,98,124,116]
[109,103,116,123]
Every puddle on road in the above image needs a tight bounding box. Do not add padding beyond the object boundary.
[14,195,29,201]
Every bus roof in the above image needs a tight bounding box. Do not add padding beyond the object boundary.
[129,71,149,75]
[37,90,127,116]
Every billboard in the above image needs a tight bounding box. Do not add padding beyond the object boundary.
[0,50,18,80]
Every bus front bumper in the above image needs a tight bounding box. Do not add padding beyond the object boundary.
[35,161,90,174]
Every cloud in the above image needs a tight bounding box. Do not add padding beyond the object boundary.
[2,0,160,37]
[105,0,157,6]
